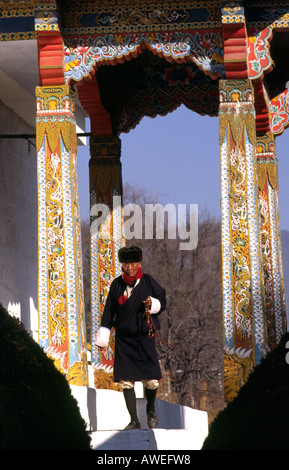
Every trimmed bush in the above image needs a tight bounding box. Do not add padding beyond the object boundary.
[202,333,289,450]
[0,304,91,450]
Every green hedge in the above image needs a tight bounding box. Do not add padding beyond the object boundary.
[202,333,289,450]
[0,304,91,450]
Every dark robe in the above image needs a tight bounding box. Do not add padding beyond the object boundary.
[101,273,166,382]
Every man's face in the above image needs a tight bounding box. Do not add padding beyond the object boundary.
[122,261,141,277]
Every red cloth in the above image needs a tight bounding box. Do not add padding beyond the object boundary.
[118,294,128,305]
[122,266,143,286]
[118,267,143,304]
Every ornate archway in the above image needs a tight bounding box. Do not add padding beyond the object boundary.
[1,0,288,402]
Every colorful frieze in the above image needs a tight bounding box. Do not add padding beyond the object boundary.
[89,136,125,391]
[2,0,289,141]
[0,1,35,41]
[2,1,289,35]
[36,85,88,386]
[34,2,60,32]
[59,0,224,84]
[0,0,58,40]
[221,1,245,24]
[60,1,222,34]
[2,0,289,37]
[219,79,267,402]
[246,2,289,29]
[64,29,224,84]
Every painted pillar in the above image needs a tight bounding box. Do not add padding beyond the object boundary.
[219,79,268,402]
[36,84,88,386]
[89,136,124,390]
[256,133,287,350]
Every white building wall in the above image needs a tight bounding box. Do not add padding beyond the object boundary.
[0,99,38,337]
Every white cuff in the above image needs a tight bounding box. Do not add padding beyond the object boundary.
[148,297,161,314]
[95,326,111,347]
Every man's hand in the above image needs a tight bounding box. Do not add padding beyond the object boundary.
[143,297,152,310]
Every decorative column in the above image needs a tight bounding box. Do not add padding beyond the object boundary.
[89,136,125,390]
[219,79,268,403]
[36,85,88,386]
[256,133,287,350]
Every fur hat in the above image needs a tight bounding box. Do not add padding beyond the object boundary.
[118,246,142,263]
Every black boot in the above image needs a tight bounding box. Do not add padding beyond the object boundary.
[145,387,158,429]
[123,388,141,430]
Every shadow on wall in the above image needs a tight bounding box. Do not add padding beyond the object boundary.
[7,297,38,339]
[0,100,38,336]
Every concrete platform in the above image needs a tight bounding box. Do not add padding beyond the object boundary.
[91,428,206,450]
[70,384,208,450]
[92,389,208,433]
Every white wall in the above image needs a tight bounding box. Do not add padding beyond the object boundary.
[0,99,38,336]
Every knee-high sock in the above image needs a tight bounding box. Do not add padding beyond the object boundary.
[123,388,138,422]
[145,387,158,413]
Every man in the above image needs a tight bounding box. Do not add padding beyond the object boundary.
[95,246,166,430]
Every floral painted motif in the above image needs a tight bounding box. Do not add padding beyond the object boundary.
[89,137,125,390]
[64,30,224,84]
[219,79,267,402]
[247,28,273,79]
[269,90,289,135]
[36,85,88,386]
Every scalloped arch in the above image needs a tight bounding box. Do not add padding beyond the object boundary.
[64,30,225,85]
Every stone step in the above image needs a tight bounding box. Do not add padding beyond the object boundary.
[70,385,208,451]
[90,428,206,450]
[90,389,208,433]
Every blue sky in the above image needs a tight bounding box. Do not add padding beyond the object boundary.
[77,104,289,231]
